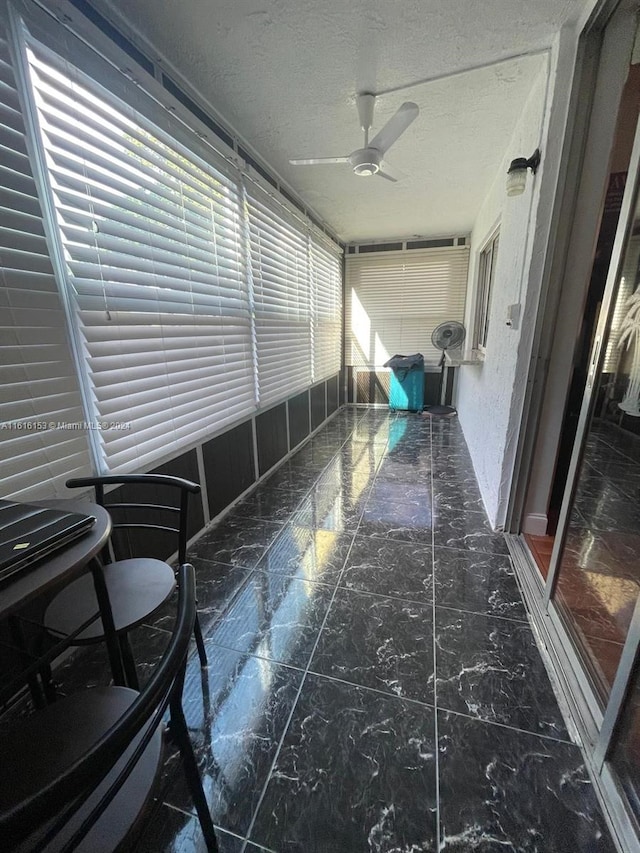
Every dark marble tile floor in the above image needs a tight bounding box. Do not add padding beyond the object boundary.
[46,408,616,851]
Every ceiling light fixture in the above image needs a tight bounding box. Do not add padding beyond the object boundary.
[351,148,381,176]
[506,148,541,197]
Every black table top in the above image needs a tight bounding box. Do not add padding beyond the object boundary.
[0,502,112,619]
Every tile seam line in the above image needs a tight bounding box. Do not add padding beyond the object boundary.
[239,563,528,627]
[434,602,529,624]
[199,639,575,744]
[240,409,388,847]
[196,410,370,642]
[430,415,442,850]
[201,407,362,554]
[239,417,366,852]
[249,410,373,559]
[367,533,509,554]
[160,802,261,849]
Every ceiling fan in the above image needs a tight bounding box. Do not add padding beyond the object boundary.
[289,94,419,183]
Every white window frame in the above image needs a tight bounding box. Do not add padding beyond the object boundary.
[473,229,500,354]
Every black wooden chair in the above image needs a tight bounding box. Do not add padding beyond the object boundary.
[43,475,207,689]
[0,564,219,852]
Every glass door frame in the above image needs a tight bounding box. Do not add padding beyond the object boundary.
[544,102,637,531]
[594,596,640,768]
[593,595,640,846]
[543,99,640,643]
[510,90,640,852]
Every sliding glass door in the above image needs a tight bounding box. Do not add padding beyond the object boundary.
[540,107,640,848]
[549,171,640,702]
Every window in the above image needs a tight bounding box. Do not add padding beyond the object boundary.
[13,11,342,477]
[344,247,469,367]
[246,184,311,407]
[245,184,342,406]
[474,231,499,353]
[310,237,342,382]
[22,39,254,473]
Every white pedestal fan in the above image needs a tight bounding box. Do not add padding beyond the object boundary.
[424,321,466,416]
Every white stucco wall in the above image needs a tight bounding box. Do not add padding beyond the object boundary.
[457,4,633,530]
[523,9,638,532]
[456,59,551,527]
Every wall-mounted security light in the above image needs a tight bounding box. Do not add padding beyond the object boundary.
[506,148,541,197]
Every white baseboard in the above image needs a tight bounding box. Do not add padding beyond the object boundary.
[522,513,548,536]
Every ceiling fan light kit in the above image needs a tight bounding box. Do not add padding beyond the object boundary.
[351,148,381,176]
[289,93,418,183]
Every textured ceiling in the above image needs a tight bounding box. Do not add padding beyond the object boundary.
[93,0,588,242]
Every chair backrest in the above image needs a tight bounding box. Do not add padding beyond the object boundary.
[0,564,196,852]
[66,474,201,564]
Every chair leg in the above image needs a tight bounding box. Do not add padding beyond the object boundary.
[38,661,58,704]
[193,612,208,668]
[169,699,219,852]
[8,616,47,708]
[118,633,140,690]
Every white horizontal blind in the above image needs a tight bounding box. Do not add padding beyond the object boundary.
[23,41,254,473]
[246,184,311,407]
[0,24,92,499]
[345,248,469,367]
[311,237,342,382]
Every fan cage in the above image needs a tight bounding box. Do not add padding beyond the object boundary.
[431,321,466,351]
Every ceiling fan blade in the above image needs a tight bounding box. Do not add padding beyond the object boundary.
[289,156,350,165]
[376,170,397,183]
[368,102,419,154]
[380,159,405,182]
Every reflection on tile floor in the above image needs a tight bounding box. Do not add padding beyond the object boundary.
[54,409,616,851]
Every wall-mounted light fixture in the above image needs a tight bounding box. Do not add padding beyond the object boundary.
[506,148,541,197]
